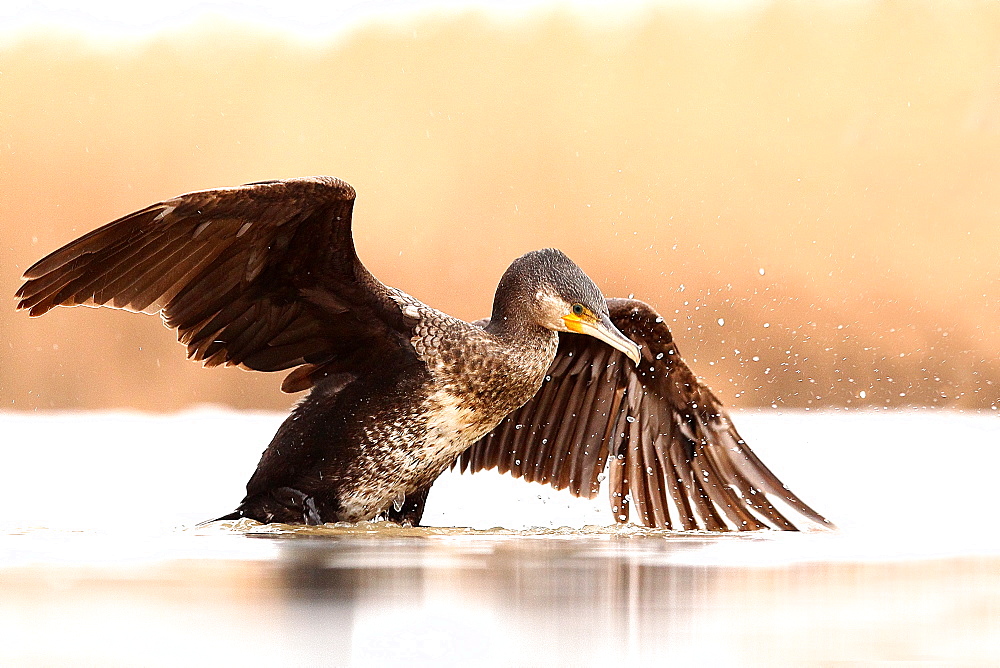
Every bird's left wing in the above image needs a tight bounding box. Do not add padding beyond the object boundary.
[459,298,831,531]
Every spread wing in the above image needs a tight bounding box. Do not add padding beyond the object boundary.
[459,298,831,531]
[16,176,416,389]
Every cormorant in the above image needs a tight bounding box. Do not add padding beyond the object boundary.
[16,176,830,531]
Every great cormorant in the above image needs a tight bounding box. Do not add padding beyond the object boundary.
[16,177,829,531]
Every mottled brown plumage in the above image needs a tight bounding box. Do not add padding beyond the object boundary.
[16,176,830,531]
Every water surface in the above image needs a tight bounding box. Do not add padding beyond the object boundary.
[3,410,999,665]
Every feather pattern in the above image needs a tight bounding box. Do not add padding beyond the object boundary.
[16,176,414,387]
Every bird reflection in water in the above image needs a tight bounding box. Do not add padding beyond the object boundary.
[242,529,1000,665]
[261,529,740,665]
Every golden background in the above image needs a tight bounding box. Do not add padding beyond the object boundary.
[3,2,998,411]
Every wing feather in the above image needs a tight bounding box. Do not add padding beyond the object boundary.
[535,371,585,485]
[105,230,205,311]
[637,404,669,527]
[16,177,417,387]
[607,409,631,521]
[563,346,612,495]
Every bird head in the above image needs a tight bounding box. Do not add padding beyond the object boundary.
[494,248,641,364]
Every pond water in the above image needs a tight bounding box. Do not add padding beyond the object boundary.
[2,410,998,665]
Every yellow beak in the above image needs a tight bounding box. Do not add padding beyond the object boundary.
[562,313,641,365]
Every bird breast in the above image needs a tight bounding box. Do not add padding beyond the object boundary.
[421,326,557,429]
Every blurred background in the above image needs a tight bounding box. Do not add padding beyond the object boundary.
[3,0,999,412]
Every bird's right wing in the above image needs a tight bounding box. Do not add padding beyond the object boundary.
[460,299,831,531]
[16,177,418,390]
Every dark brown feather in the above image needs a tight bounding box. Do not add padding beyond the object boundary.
[460,298,832,531]
[16,177,417,388]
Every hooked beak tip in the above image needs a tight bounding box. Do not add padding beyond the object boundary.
[624,344,642,365]
[578,314,641,365]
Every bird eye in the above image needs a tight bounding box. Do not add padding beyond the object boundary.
[572,303,585,316]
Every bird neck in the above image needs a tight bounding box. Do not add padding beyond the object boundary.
[486,257,558,348]
[484,310,552,344]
